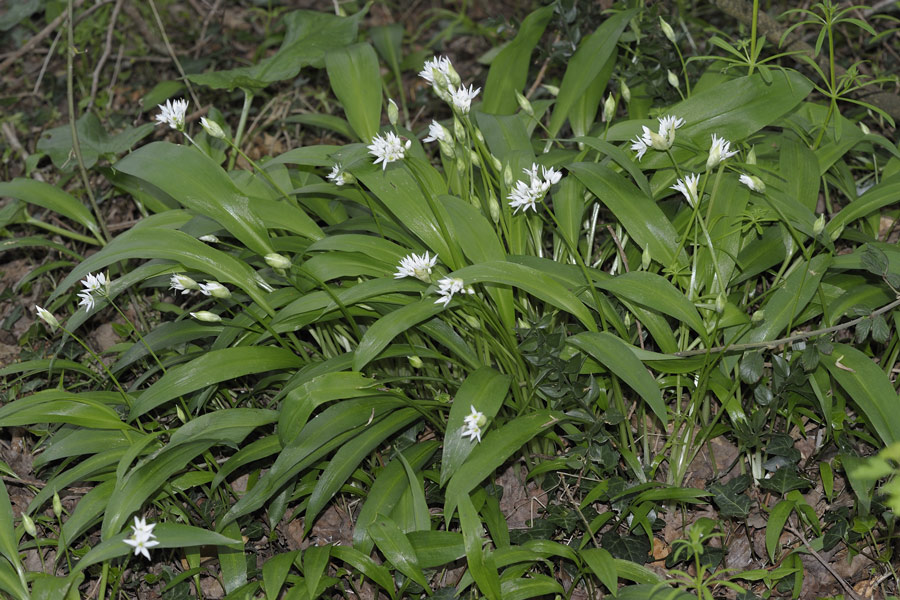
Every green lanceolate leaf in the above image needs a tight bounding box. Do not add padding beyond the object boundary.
[130,346,301,420]
[821,344,900,445]
[567,332,667,425]
[369,516,431,593]
[570,162,685,269]
[0,390,132,430]
[458,493,501,600]
[326,43,382,142]
[440,367,511,486]
[0,481,23,589]
[114,142,275,257]
[353,298,445,371]
[445,410,562,524]
[547,9,636,137]
[482,4,555,115]
[580,547,617,595]
[50,226,273,313]
[0,178,102,241]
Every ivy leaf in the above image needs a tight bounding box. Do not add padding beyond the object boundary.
[766,434,800,463]
[739,351,764,384]
[708,478,752,519]
[822,517,848,552]
[759,467,812,496]
[601,531,650,564]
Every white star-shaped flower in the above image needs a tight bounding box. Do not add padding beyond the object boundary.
[155,99,188,131]
[170,274,198,295]
[394,252,438,282]
[462,405,487,443]
[449,84,480,114]
[326,163,353,186]
[707,134,738,170]
[739,173,765,193]
[434,276,471,307]
[77,272,108,311]
[423,120,448,143]
[368,132,411,171]
[123,515,159,560]
[418,56,453,87]
[671,173,701,207]
[631,114,685,160]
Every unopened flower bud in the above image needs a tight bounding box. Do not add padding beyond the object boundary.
[746,146,757,165]
[457,158,466,177]
[35,306,59,331]
[469,150,480,166]
[190,311,222,323]
[200,281,231,299]
[446,62,461,88]
[813,214,826,235]
[176,405,187,423]
[200,117,225,139]
[453,117,465,142]
[667,70,680,90]
[739,174,766,194]
[715,293,726,314]
[22,514,36,537]
[387,99,399,126]
[490,155,502,172]
[620,80,631,104]
[52,493,62,518]
[464,315,481,330]
[475,129,485,145]
[503,164,514,188]
[860,122,870,135]
[488,191,501,223]
[408,355,423,369]
[438,139,455,159]
[515,90,534,116]
[641,246,651,270]
[660,17,677,44]
[602,94,616,123]
[264,253,291,270]
[199,234,219,243]
[751,310,765,324]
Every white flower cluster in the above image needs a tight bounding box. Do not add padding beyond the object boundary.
[155,99,188,131]
[123,516,159,560]
[368,132,411,171]
[434,276,474,307]
[169,274,230,299]
[78,272,108,311]
[507,163,563,214]
[326,163,354,186]
[462,405,487,443]
[671,173,701,208]
[630,114,685,160]
[394,252,438,282]
[419,56,480,115]
[707,134,738,169]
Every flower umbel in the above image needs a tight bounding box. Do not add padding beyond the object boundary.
[706,134,738,170]
[155,99,188,131]
[394,252,438,282]
[449,84,480,114]
[671,173,701,207]
[434,276,472,307]
[462,405,487,443]
[630,114,684,160]
[123,516,159,560]
[326,163,354,186]
[368,132,411,171]
[507,163,562,214]
[170,274,198,295]
[419,56,453,88]
[739,174,766,193]
[78,272,108,311]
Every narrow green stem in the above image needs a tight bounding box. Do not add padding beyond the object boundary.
[25,216,99,246]
[749,0,759,76]
[60,325,132,408]
[228,91,254,171]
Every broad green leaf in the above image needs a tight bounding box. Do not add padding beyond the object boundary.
[451,261,598,332]
[212,435,281,490]
[33,429,129,469]
[822,344,900,446]
[130,346,301,420]
[331,545,396,599]
[407,530,465,568]
[72,523,239,574]
[499,575,564,600]
[369,516,431,592]
[168,409,277,447]
[445,410,561,523]
[0,390,131,430]
[827,172,900,238]
[567,332,666,425]
[570,162,685,268]
[306,408,419,526]
[326,43,382,142]
[440,367,511,486]
[616,584,693,599]
[353,298,444,371]
[115,142,274,256]
[278,371,379,445]
[612,560,662,584]
[354,442,438,554]
[594,272,707,340]
[0,562,29,600]
[779,135,820,212]
[31,573,82,600]
[766,499,795,562]
[36,112,154,171]
[547,10,636,137]
[49,227,273,313]
[186,10,360,90]
[459,493,501,600]
[262,550,299,600]
[580,547,617,596]
[111,321,222,374]
[218,521,247,593]
[0,178,102,241]
[0,481,22,585]
[60,480,115,554]
[395,453,430,533]
[28,447,128,515]
[482,5,555,114]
